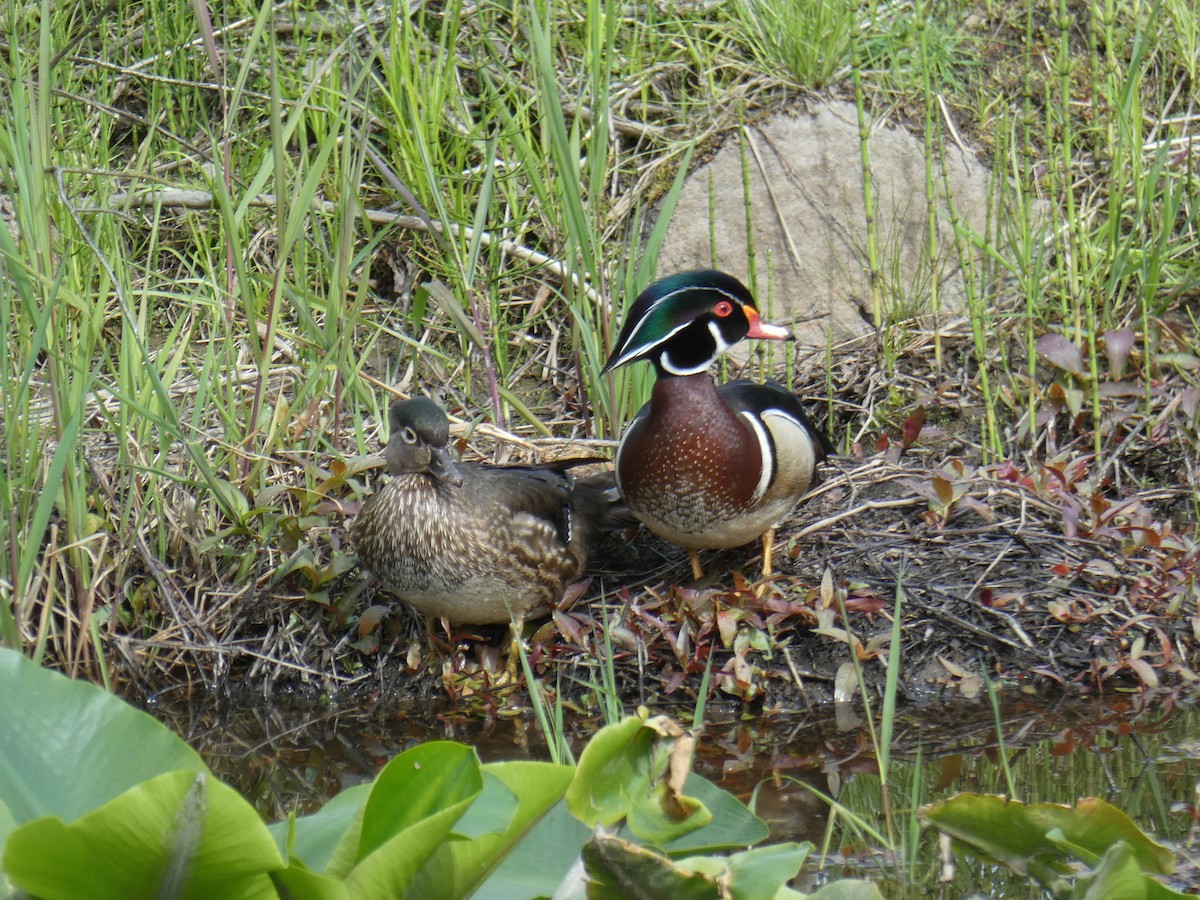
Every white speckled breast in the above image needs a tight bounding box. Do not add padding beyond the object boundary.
[352,472,581,625]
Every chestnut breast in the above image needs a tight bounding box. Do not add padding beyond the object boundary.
[615,375,764,543]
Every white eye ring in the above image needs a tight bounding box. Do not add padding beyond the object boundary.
[402,427,418,444]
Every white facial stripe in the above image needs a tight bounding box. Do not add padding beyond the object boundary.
[707,320,732,356]
[611,318,692,368]
[612,284,746,366]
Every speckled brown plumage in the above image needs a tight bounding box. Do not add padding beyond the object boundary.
[352,397,615,630]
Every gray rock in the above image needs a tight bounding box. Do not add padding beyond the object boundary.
[654,99,1022,352]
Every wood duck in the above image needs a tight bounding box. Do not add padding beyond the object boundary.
[601,269,834,582]
[352,396,617,662]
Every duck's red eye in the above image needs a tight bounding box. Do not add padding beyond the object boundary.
[713,300,734,317]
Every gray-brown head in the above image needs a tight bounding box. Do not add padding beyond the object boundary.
[384,397,463,487]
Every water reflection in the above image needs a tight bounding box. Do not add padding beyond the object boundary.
[146,687,1200,862]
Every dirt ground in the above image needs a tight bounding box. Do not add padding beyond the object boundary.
[148,312,1197,717]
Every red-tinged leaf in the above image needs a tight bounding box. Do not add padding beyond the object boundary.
[1097,381,1143,397]
[1037,333,1085,375]
[934,755,964,792]
[902,405,926,446]
[716,608,738,648]
[1061,504,1079,539]
[900,478,940,503]
[553,609,585,643]
[314,497,359,516]
[358,605,390,639]
[1047,600,1072,622]
[1103,329,1136,378]
[956,496,994,521]
[987,592,1023,609]
[1083,558,1118,578]
[1031,666,1067,686]
[876,432,890,453]
[1050,562,1073,577]
[1155,627,1173,666]
[729,570,753,596]
[843,593,889,613]
[763,598,810,618]
[1050,730,1076,756]
[995,460,1022,482]
[1126,657,1159,689]
[1035,402,1059,427]
[560,578,592,608]
[932,476,955,507]
[1180,387,1199,419]
[663,671,686,693]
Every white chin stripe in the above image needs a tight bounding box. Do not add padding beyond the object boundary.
[652,321,729,375]
[659,349,712,376]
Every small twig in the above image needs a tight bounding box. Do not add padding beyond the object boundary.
[793,496,923,540]
[105,187,605,307]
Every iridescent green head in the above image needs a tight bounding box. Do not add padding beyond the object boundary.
[601,270,792,377]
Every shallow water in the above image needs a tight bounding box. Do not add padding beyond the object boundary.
[146,688,1200,894]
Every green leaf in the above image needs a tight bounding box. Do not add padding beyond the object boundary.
[268,864,350,900]
[921,793,1070,878]
[475,797,590,900]
[338,742,483,898]
[807,881,888,899]
[674,843,810,900]
[1073,841,1150,900]
[723,843,811,900]
[269,783,372,874]
[0,647,207,827]
[358,741,482,861]
[408,760,575,899]
[449,770,520,840]
[645,774,767,856]
[1033,798,1175,874]
[566,714,649,828]
[1055,836,1193,900]
[0,799,15,860]
[920,793,1179,892]
[3,770,283,900]
[567,712,711,844]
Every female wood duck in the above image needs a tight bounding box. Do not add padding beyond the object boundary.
[601,269,834,582]
[352,396,616,660]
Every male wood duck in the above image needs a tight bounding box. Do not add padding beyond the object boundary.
[601,269,834,582]
[352,396,617,662]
